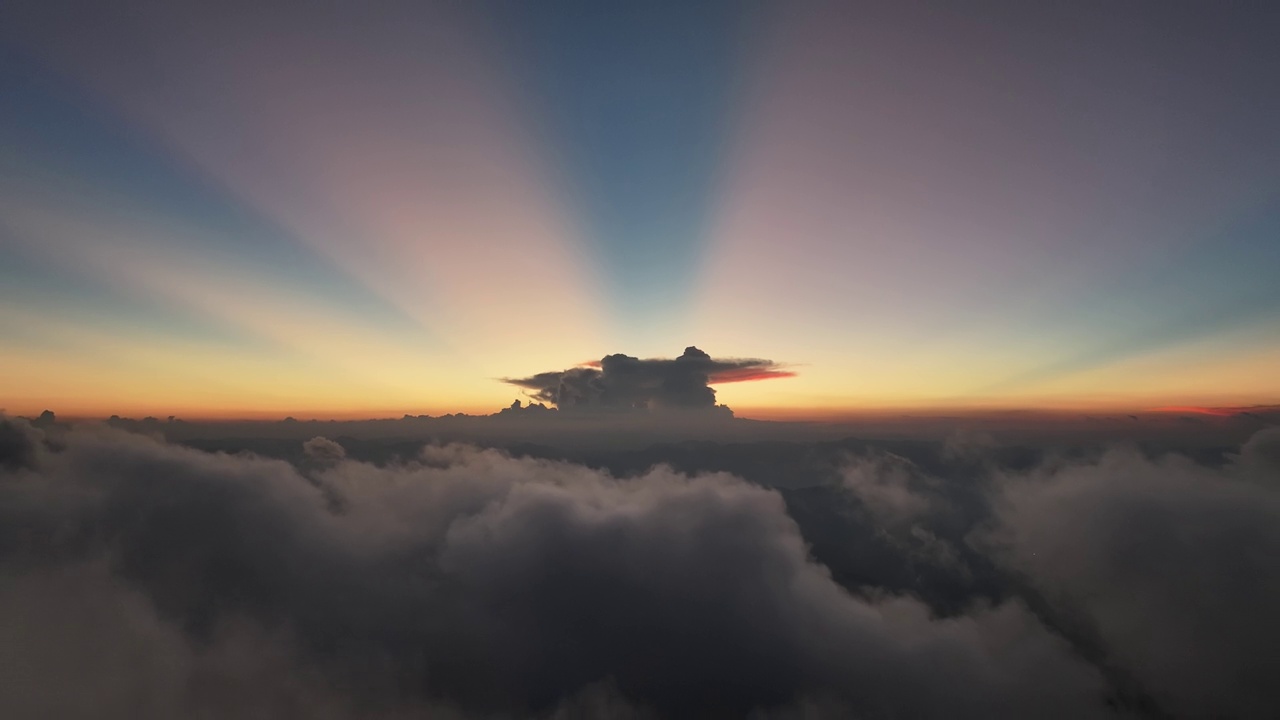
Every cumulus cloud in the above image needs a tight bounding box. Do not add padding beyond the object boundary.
[818,430,1280,719]
[0,417,1106,719]
[823,450,996,615]
[840,453,936,527]
[504,346,793,411]
[982,439,1280,718]
[1233,426,1280,483]
[302,435,346,462]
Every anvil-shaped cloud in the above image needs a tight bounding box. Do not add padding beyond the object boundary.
[505,346,793,411]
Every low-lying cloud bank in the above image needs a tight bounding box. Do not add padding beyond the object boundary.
[1,417,1277,718]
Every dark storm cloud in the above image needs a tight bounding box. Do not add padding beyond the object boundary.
[0,419,1108,719]
[504,346,792,411]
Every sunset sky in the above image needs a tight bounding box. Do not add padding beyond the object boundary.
[2,0,1278,419]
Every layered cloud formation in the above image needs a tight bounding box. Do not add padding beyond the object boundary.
[505,346,792,411]
[2,417,1278,718]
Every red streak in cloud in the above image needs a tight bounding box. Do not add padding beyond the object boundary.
[709,368,797,384]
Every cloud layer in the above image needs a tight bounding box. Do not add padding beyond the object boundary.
[1,417,1106,719]
[3,417,1278,718]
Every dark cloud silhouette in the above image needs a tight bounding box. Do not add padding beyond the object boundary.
[0,420,1109,719]
[505,346,792,411]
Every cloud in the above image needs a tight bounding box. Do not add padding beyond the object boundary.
[840,452,935,527]
[981,432,1280,718]
[0,563,427,720]
[0,418,1106,719]
[302,435,346,462]
[504,346,792,411]
[1234,426,1280,483]
[815,429,1280,718]
[0,416,43,470]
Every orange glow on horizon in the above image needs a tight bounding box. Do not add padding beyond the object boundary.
[10,399,1278,425]
[1147,406,1237,417]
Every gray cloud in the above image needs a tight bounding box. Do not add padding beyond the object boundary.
[302,435,346,462]
[0,417,1106,719]
[1234,426,1280,483]
[0,563,432,720]
[816,429,1280,718]
[0,416,43,470]
[981,440,1280,718]
[504,346,792,412]
[14,416,1279,717]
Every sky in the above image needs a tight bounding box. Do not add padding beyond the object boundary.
[2,0,1279,419]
